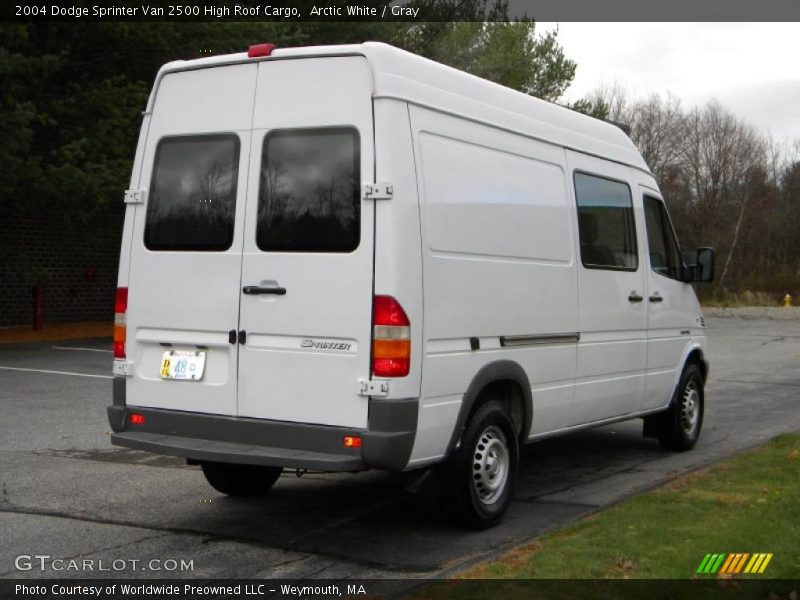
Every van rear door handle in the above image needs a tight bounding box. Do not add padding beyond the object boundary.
[649,294,663,303]
[628,293,644,303]
[243,285,286,296]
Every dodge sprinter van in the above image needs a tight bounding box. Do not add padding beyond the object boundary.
[108,42,715,528]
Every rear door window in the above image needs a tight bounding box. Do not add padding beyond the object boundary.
[144,135,240,251]
[257,127,360,252]
[574,172,638,270]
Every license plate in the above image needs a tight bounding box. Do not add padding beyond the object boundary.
[160,350,206,380]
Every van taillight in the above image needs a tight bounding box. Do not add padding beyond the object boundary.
[372,296,410,377]
[114,287,128,359]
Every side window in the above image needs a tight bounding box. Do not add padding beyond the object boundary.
[574,172,638,270]
[145,135,239,251]
[257,127,360,252]
[644,196,682,280]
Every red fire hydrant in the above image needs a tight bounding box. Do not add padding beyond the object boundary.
[32,285,45,330]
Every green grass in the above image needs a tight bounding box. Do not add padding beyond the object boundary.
[463,433,800,580]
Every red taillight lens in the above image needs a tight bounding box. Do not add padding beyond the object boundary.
[343,435,362,448]
[374,295,410,327]
[114,287,128,314]
[114,287,128,359]
[129,413,145,425]
[248,43,275,58]
[372,296,410,377]
[373,356,410,377]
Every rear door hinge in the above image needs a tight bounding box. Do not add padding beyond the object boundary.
[363,182,393,201]
[124,189,147,204]
[112,360,134,377]
[358,379,390,397]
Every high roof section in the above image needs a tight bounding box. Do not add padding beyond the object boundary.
[148,42,650,174]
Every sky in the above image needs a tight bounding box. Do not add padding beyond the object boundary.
[539,23,800,144]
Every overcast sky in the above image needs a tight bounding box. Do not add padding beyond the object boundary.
[539,23,800,144]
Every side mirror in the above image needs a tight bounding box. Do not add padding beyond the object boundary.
[685,247,715,283]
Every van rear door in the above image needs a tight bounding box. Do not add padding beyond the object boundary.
[237,57,374,428]
[125,64,257,416]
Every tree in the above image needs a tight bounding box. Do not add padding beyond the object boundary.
[580,84,800,297]
[402,19,576,101]
[0,8,581,291]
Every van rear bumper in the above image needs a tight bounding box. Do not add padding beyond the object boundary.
[111,428,365,471]
[107,397,417,472]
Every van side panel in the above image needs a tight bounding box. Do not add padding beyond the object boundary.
[408,106,579,466]
[372,98,424,401]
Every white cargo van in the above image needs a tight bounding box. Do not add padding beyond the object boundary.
[108,42,715,528]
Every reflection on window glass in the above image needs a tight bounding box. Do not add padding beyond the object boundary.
[257,128,360,252]
[644,196,682,279]
[574,172,638,270]
[145,135,239,251]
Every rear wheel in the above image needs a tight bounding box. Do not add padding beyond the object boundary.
[200,462,282,497]
[443,399,518,529]
[658,362,704,451]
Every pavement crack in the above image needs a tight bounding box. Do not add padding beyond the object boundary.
[285,497,398,546]
[249,554,311,578]
[292,561,337,579]
[0,531,171,577]
[0,505,392,572]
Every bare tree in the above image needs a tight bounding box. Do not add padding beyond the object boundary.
[581,86,800,296]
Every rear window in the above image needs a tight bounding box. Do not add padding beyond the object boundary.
[257,127,360,252]
[144,135,239,251]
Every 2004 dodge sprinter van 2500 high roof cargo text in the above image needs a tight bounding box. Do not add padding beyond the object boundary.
[107,42,716,529]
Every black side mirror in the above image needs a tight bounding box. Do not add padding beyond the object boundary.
[685,247,715,283]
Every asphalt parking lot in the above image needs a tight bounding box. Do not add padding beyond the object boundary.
[1,316,799,580]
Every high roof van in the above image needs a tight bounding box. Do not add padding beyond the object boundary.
[108,42,715,528]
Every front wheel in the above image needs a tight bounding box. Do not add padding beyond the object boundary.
[658,363,705,451]
[200,462,282,497]
[442,399,519,529]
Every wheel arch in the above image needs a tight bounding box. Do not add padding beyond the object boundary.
[445,360,533,458]
[684,345,709,383]
[644,343,708,439]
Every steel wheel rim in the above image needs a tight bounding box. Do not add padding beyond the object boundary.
[471,425,509,506]
[681,380,700,435]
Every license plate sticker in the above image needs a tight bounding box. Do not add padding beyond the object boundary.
[160,350,206,380]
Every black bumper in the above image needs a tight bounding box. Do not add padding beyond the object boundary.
[107,386,417,472]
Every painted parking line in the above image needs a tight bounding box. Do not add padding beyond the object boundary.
[51,345,113,353]
[0,366,112,379]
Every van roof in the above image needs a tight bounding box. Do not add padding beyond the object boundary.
[149,42,650,174]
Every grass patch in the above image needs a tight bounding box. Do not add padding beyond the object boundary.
[701,290,782,307]
[462,433,800,580]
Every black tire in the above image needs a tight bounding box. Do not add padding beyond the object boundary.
[443,399,519,530]
[200,462,282,497]
[658,362,704,451]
